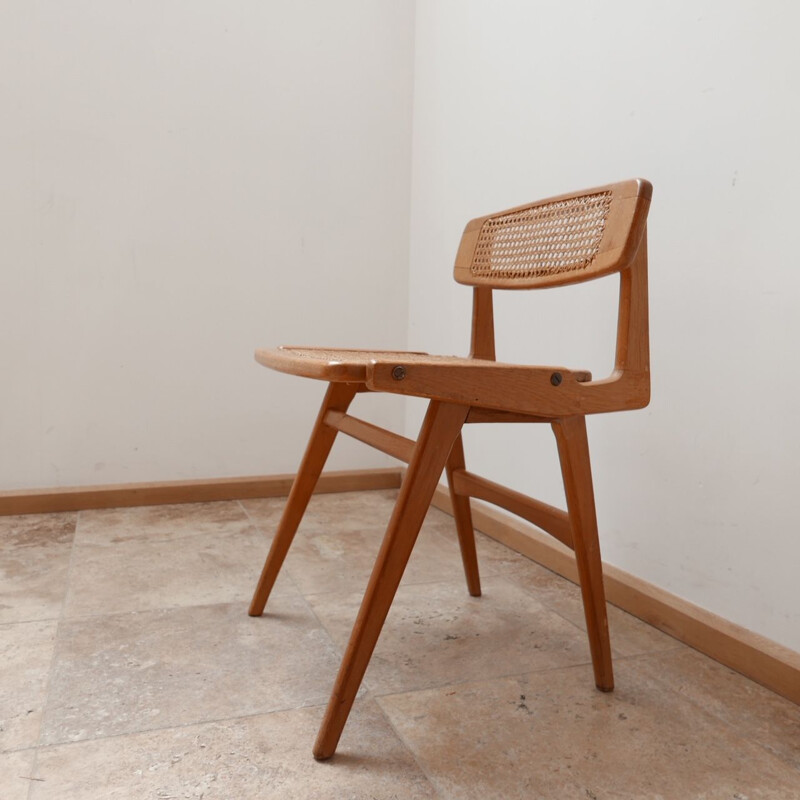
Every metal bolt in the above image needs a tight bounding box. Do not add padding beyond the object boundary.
[392,365,406,381]
[550,372,563,387]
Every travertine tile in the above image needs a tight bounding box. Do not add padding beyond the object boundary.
[31,700,438,799]
[41,598,342,745]
[64,524,296,618]
[283,524,479,597]
[308,576,592,695]
[643,647,800,772]
[6,491,799,798]
[75,501,252,546]
[0,513,76,623]
[0,749,37,800]
[0,620,57,752]
[380,660,800,799]
[241,489,402,536]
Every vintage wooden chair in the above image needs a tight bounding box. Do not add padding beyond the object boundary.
[248,178,652,759]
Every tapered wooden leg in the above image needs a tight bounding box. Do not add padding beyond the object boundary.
[445,433,481,597]
[248,382,359,617]
[313,401,469,760]
[551,415,614,691]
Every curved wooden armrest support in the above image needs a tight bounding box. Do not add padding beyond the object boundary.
[366,359,648,417]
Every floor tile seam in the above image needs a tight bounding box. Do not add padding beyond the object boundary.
[0,743,39,756]
[33,700,334,754]
[374,687,592,800]
[490,567,682,658]
[621,648,800,774]
[0,616,61,631]
[490,565,704,661]
[291,571,492,602]
[70,523,260,550]
[236,497,360,577]
[234,513,456,543]
[56,594,279,624]
[371,695,449,800]
[484,565,589,622]
[28,509,84,797]
[237,498,281,541]
[300,572,511,606]
[294,586,347,662]
[290,576,393,702]
[736,736,800,776]
[369,657,599,702]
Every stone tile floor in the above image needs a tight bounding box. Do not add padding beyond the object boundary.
[1,489,798,799]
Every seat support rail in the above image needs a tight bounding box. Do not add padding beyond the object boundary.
[450,468,573,549]
[324,411,415,463]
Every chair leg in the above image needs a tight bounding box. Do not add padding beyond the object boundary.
[551,415,614,691]
[313,400,469,760]
[445,433,481,597]
[248,382,359,617]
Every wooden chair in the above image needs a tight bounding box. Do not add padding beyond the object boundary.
[248,178,652,759]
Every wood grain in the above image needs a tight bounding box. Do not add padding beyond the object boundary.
[313,401,469,760]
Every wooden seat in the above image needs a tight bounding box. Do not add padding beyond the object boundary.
[248,178,653,759]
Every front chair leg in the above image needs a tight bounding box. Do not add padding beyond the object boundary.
[446,433,481,596]
[551,415,614,691]
[313,400,469,760]
[248,382,359,617]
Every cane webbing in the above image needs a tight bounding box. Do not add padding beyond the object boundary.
[470,191,612,280]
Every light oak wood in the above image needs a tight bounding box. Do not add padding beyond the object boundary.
[470,287,496,360]
[249,383,359,616]
[552,415,613,690]
[313,401,469,760]
[256,347,428,382]
[0,469,402,517]
[445,436,481,596]
[249,178,653,756]
[366,358,604,417]
[430,485,800,708]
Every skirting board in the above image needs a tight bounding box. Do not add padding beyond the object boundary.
[0,468,403,516]
[431,485,800,708]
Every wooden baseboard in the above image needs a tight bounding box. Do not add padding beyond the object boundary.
[0,468,403,516]
[431,486,800,707]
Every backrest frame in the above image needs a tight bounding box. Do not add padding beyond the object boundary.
[455,179,651,290]
[465,179,652,408]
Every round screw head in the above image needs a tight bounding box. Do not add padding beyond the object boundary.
[392,365,406,381]
[550,371,563,386]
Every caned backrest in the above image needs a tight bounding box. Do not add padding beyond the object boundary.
[454,179,651,289]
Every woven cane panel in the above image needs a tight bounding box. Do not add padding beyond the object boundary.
[471,191,612,280]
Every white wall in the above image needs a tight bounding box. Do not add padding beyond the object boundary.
[0,0,414,489]
[3,0,797,653]
[408,0,800,651]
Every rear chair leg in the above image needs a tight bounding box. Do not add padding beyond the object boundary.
[551,415,614,691]
[248,382,359,617]
[313,401,469,760]
[446,433,481,596]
